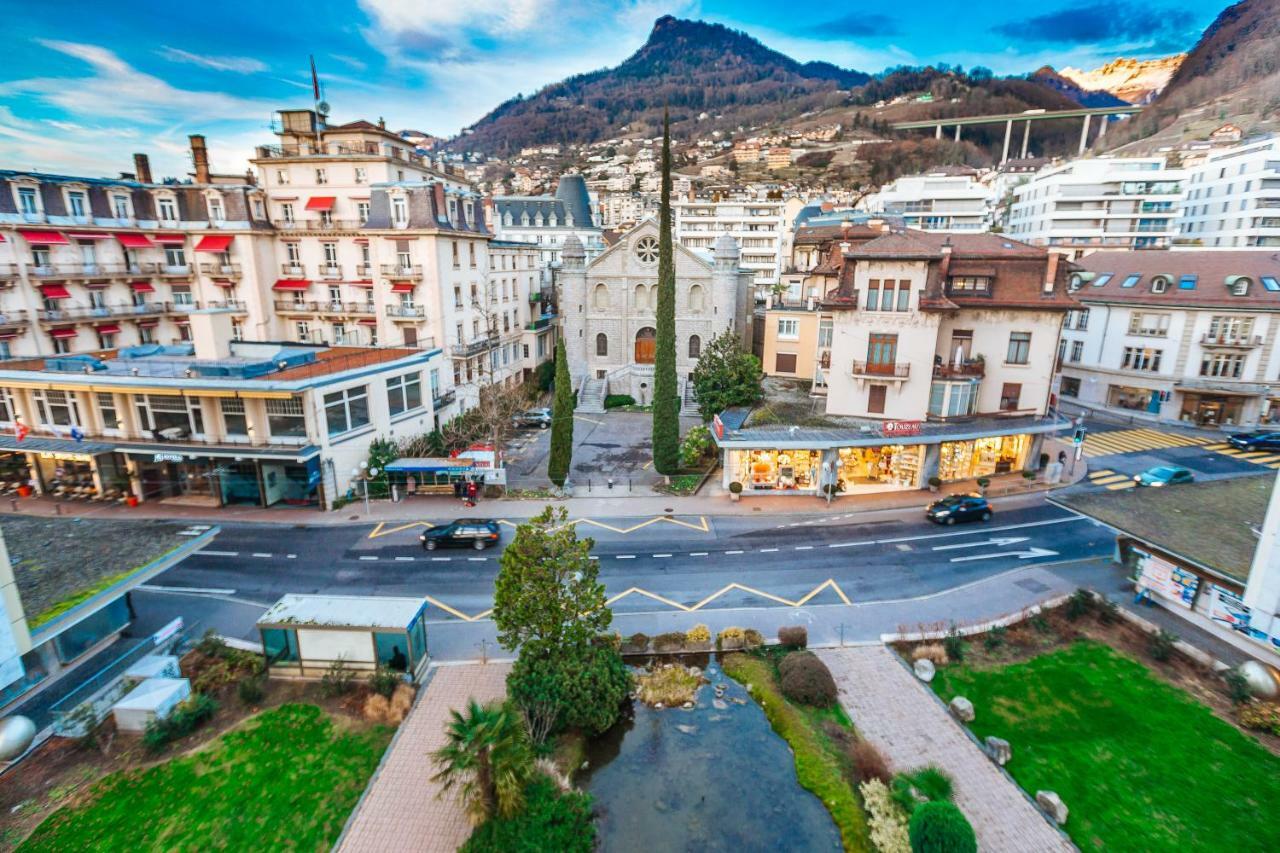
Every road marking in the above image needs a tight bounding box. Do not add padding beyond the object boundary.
[467,557,487,562]
[794,545,813,551]
[726,549,744,555]
[653,553,672,558]
[199,550,239,557]
[828,541,872,549]
[368,521,434,539]
[950,546,1059,563]
[359,556,378,562]
[933,536,1029,552]
[616,554,636,559]
[1090,475,1130,486]
[690,552,709,557]
[760,547,779,553]
[496,514,711,535]
[430,557,451,562]
[1106,481,1137,490]
[251,552,272,558]
[138,584,236,596]
[395,556,414,562]
[286,554,297,559]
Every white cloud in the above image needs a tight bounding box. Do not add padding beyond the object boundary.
[357,0,552,36]
[157,46,270,74]
[329,53,368,72]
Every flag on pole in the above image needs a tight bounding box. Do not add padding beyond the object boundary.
[310,55,320,101]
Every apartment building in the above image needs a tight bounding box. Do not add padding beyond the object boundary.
[862,169,993,232]
[1176,136,1280,248]
[1057,250,1280,426]
[674,197,786,298]
[491,175,606,277]
[0,309,443,510]
[720,230,1075,497]
[1005,157,1185,257]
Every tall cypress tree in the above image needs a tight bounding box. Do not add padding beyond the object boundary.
[652,110,680,474]
[547,343,574,487]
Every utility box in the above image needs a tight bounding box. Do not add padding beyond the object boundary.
[112,677,190,733]
[122,655,180,688]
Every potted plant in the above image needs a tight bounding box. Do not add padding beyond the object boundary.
[1022,470,1037,481]
[976,476,991,496]
[928,475,942,493]
[728,481,743,502]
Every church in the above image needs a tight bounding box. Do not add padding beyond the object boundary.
[558,219,753,409]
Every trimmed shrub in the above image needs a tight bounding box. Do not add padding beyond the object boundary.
[143,693,218,751]
[236,677,264,706]
[1225,667,1252,706]
[604,394,636,409]
[680,425,713,468]
[861,779,912,853]
[908,801,976,853]
[461,776,595,853]
[368,665,401,699]
[778,625,808,649]
[729,481,744,494]
[320,657,355,697]
[1149,629,1178,662]
[890,766,954,816]
[508,641,631,737]
[942,633,965,663]
[652,632,687,653]
[850,738,892,785]
[982,625,1008,652]
[623,632,649,652]
[1065,588,1094,621]
[743,628,765,648]
[685,623,711,645]
[778,651,838,707]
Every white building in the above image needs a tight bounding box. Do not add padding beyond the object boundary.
[490,175,606,277]
[673,197,786,299]
[1057,249,1280,426]
[862,169,993,232]
[1176,135,1280,248]
[1006,157,1185,257]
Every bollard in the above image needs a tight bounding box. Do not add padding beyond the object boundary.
[55,503,62,516]
[9,499,17,512]
[607,477,614,490]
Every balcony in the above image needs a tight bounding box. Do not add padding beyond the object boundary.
[525,314,556,331]
[280,263,307,277]
[1200,333,1262,349]
[168,300,201,314]
[380,264,422,280]
[206,299,248,312]
[452,336,499,358]
[36,302,172,322]
[275,300,320,314]
[0,309,29,331]
[317,264,344,279]
[528,290,542,303]
[851,360,910,380]
[933,361,985,379]
[199,262,242,278]
[355,263,373,278]
[385,304,425,319]
[157,265,192,278]
[273,219,363,232]
[321,301,376,316]
[432,389,457,409]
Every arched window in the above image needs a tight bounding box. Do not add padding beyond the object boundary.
[593,283,610,309]
[688,284,705,312]
[649,285,658,310]
[596,333,608,356]
[634,327,656,364]
[634,283,647,309]
[688,334,701,359]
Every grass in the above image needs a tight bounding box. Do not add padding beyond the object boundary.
[723,653,872,852]
[18,704,392,852]
[30,567,146,629]
[931,640,1280,852]
[634,663,704,706]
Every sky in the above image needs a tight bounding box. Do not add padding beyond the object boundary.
[0,0,1227,178]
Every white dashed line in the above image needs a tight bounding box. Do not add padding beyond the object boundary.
[653,553,672,558]
[760,548,779,553]
[286,554,297,559]
[395,556,414,562]
[690,552,709,557]
[252,552,272,558]
[199,550,238,557]
[726,550,744,555]
[794,545,813,551]
[359,556,378,562]
[430,557,451,562]
[616,555,636,560]
[467,557,487,562]
[138,584,236,596]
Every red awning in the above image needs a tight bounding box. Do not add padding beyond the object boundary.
[390,282,416,293]
[49,327,78,339]
[304,196,336,211]
[174,317,190,325]
[0,331,19,340]
[153,233,186,244]
[349,280,374,288]
[273,279,312,291]
[194,234,234,253]
[129,281,156,293]
[211,279,237,288]
[94,324,121,335]
[357,318,378,326]
[137,318,159,327]
[67,231,110,240]
[19,230,68,245]
[115,232,155,249]
[40,284,72,300]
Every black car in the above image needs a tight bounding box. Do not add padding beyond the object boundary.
[1227,431,1280,452]
[420,520,502,550]
[925,494,992,525]
[512,408,553,429]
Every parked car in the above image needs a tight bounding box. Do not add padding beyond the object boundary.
[512,408,553,429]
[1133,466,1194,487]
[1227,431,1280,452]
[925,494,992,525]
[420,520,502,550]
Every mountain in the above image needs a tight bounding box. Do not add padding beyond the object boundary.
[453,16,870,155]
[1029,66,1130,107]
[1059,57,1184,105]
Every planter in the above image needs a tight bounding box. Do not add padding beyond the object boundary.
[126,495,139,507]
[729,491,740,502]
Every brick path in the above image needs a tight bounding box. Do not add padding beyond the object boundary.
[338,662,512,853]
[819,646,1074,852]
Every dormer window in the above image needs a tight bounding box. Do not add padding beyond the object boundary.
[566,212,575,227]
[535,213,544,227]
[1150,276,1169,294]
[464,201,474,224]
[949,276,990,293]
[448,198,458,224]
[504,211,513,227]
[157,197,178,221]
[111,193,131,219]
[548,213,558,227]
[208,197,224,222]
[66,191,87,219]
[521,212,530,226]
[17,186,39,216]
[1228,276,1252,296]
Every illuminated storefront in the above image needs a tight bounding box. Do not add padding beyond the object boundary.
[728,444,925,494]
[937,434,1029,481]
[835,445,922,492]
[732,448,823,492]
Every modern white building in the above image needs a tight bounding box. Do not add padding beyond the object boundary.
[862,169,993,232]
[1176,135,1280,248]
[1057,249,1280,426]
[673,197,786,298]
[1005,157,1185,257]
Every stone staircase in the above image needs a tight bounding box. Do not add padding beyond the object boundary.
[680,380,700,417]
[577,376,606,413]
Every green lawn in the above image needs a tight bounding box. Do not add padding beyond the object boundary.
[931,640,1280,852]
[20,704,392,852]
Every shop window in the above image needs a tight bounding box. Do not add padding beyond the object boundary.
[1006,332,1031,365]
[736,448,821,491]
[775,352,797,374]
[938,435,1028,481]
[325,385,371,435]
[266,397,306,440]
[868,384,887,413]
[387,372,423,415]
[262,628,299,663]
[1000,383,1021,411]
[1061,376,1081,397]
[596,333,608,357]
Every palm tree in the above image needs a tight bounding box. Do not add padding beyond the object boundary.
[431,699,533,824]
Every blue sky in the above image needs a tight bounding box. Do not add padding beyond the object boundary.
[0,0,1225,177]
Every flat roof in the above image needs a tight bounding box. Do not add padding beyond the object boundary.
[257,593,427,630]
[1050,473,1272,584]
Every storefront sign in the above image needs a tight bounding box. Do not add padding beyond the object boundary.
[152,453,185,463]
[1134,547,1199,608]
[38,451,93,463]
[882,420,922,438]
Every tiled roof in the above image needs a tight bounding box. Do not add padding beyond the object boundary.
[1072,250,1280,308]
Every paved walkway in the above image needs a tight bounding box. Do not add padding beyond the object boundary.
[819,646,1073,853]
[338,662,511,853]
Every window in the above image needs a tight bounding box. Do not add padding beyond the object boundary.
[688,335,701,359]
[1120,274,1141,288]
[354,167,367,184]
[1201,353,1246,378]
[867,384,887,414]
[596,333,608,356]
[208,198,223,221]
[469,243,477,269]
[1151,276,1169,293]
[164,247,186,269]
[323,242,338,264]
[1262,276,1280,292]
[1089,273,1112,287]
[1178,274,1197,290]
[285,242,301,264]
[97,392,119,431]
[386,373,423,416]
[275,169,289,185]
[266,397,306,439]
[17,187,38,215]
[157,197,177,221]
[34,390,81,427]
[1207,315,1254,343]
[775,352,798,373]
[392,197,407,225]
[999,383,1021,411]
[357,201,370,222]
[280,202,294,223]
[112,194,130,218]
[1230,277,1252,296]
[949,276,990,292]
[315,168,327,185]
[1075,309,1089,330]
[689,284,705,312]
[866,280,879,311]
[220,398,248,436]
[171,285,193,305]
[1070,341,1084,362]
[451,242,460,268]
[776,318,799,340]
[1121,346,1163,372]
[1060,376,1081,398]
[1006,332,1031,365]
[1127,312,1170,337]
[324,386,370,435]
[67,192,87,218]
[818,318,833,348]
[135,394,203,436]
[295,321,310,342]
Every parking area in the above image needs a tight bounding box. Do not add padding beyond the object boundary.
[503,411,701,490]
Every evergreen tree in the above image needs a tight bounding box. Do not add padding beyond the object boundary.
[547,343,574,486]
[652,110,680,474]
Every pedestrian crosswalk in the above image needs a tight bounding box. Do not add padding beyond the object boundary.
[1204,442,1280,469]
[1081,428,1212,458]
[1086,468,1137,490]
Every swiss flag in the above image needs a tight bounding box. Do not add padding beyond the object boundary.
[14,422,28,442]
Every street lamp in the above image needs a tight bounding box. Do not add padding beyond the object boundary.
[351,461,380,515]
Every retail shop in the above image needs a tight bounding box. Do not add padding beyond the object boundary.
[1176,388,1252,426]
[937,434,1030,481]
[123,449,321,508]
[726,443,926,495]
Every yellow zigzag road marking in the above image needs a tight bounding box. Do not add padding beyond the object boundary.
[367,521,434,539]
[425,578,854,621]
[498,515,711,534]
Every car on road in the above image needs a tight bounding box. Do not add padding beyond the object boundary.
[1133,466,1194,487]
[925,494,992,525]
[420,520,502,550]
[512,408,553,429]
[1227,431,1280,452]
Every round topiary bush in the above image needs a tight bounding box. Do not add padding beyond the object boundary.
[778,650,837,707]
[908,801,977,853]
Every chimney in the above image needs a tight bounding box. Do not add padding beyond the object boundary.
[867,217,887,233]
[189,134,211,184]
[133,153,153,184]
[1044,251,1061,294]
[378,117,386,131]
